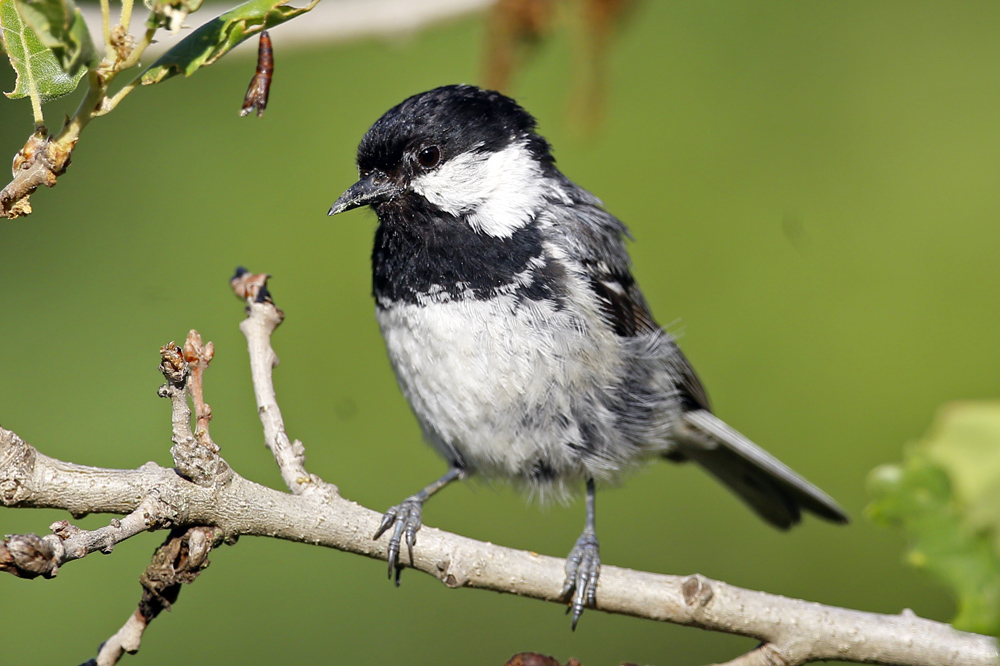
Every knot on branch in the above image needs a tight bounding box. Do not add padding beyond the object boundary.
[231,268,285,335]
[169,438,230,486]
[139,527,220,620]
[158,342,189,390]
[109,24,137,66]
[0,533,63,579]
[681,574,714,607]
[0,427,37,505]
[737,643,789,666]
[0,127,75,219]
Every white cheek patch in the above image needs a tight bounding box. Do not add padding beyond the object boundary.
[411,142,546,238]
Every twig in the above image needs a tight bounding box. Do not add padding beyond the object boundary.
[0,495,170,579]
[89,526,222,666]
[120,0,135,34]
[182,330,215,439]
[81,334,227,665]
[231,268,337,499]
[158,341,230,485]
[99,0,113,55]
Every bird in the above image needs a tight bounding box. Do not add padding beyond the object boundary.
[328,84,848,628]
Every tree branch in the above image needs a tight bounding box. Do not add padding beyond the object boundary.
[1,427,993,665]
[87,526,221,666]
[231,268,337,499]
[0,270,995,666]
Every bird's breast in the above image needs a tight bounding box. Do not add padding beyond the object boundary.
[375,292,626,493]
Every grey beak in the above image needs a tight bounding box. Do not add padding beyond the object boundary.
[328,172,400,216]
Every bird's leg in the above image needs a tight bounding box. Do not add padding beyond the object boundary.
[561,478,601,629]
[374,466,463,585]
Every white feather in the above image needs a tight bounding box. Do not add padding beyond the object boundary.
[411,141,546,238]
[376,289,628,498]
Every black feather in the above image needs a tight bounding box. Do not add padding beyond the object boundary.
[372,196,563,307]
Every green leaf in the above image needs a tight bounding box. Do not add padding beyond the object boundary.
[141,0,311,85]
[923,402,1000,552]
[0,0,87,102]
[868,401,1000,636]
[13,0,96,75]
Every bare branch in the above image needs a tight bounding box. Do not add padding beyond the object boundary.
[182,331,215,438]
[231,268,337,499]
[87,610,144,666]
[91,526,222,666]
[0,424,994,665]
[0,495,169,578]
[158,342,230,485]
[0,127,73,219]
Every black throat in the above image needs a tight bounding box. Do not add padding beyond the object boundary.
[371,196,561,308]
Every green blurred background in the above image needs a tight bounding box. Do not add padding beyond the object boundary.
[2,1,999,664]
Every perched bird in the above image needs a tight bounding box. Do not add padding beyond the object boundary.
[329,84,848,627]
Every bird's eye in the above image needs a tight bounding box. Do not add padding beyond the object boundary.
[416,146,441,169]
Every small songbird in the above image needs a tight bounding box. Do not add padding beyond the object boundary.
[329,84,848,627]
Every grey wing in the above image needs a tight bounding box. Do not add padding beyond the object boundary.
[551,190,847,529]
[558,197,710,412]
[589,274,711,412]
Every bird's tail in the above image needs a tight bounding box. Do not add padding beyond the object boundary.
[669,409,849,529]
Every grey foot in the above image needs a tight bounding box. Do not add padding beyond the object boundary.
[561,529,600,629]
[373,496,423,585]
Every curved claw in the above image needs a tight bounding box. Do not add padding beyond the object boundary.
[373,497,423,584]
[561,530,600,630]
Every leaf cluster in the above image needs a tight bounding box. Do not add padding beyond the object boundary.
[869,402,1000,636]
[0,0,319,218]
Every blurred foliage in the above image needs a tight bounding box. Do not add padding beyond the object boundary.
[869,402,1000,636]
[483,0,634,128]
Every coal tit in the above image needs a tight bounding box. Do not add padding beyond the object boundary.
[329,85,848,627]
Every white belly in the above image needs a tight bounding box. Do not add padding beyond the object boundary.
[376,294,624,488]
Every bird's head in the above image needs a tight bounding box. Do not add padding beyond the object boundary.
[329,85,556,238]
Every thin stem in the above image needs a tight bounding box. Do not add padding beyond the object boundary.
[29,95,44,127]
[97,78,138,117]
[56,69,105,145]
[100,77,138,113]
[120,0,134,33]
[99,0,113,55]
[14,25,46,125]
